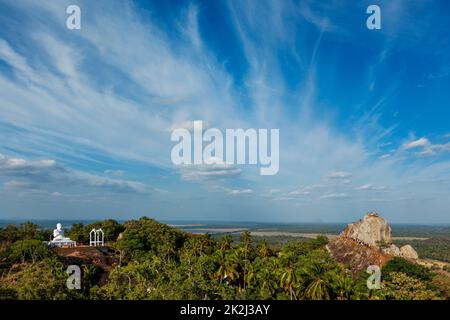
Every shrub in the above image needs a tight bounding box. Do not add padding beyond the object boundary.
[382,257,432,281]
[8,239,53,264]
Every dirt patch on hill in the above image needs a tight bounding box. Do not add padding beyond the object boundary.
[54,246,118,271]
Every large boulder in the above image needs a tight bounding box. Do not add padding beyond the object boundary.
[400,245,419,260]
[341,213,392,247]
[382,244,418,259]
[382,244,402,256]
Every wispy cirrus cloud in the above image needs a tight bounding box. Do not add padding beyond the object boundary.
[0,0,449,222]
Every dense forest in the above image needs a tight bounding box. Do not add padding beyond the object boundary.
[0,218,449,300]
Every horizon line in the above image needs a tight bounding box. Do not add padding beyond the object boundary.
[0,217,449,227]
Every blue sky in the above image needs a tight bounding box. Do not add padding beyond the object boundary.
[0,0,449,223]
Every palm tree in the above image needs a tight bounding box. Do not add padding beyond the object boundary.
[239,232,252,291]
[218,235,233,251]
[214,250,239,284]
[304,278,330,300]
[331,271,369,300]
[330,271,355,300]
[300,262,332,300]
[214,250,227,283]
[244,262,255,290]
[257,240,271,258]
[257,266,278,298]
[240,231,252,253]
[197,234,213,255]
[280,266,298,300]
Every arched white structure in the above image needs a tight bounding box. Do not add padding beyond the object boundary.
[89,228,104,246]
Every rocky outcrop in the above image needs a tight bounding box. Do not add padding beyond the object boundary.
[328,213,419,277]
[341,213,392,247]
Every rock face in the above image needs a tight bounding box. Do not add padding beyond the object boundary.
[327,237,392,277]
[341,213,392,247]
[400,245,419,260]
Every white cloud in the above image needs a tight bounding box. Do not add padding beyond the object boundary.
[0,153,56,171]
[273,196,295,201]
[288,190,310,196]
[325,171,352,179]
[355,184,388,192]
[179,161,241,181]
[403,137,430,150]
[167,120,211,133]
[319,193,349,199]
[402,137,450,156]
[0,153,154,195]
[226,188,253,195]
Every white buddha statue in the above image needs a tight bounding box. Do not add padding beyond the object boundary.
[53,223,65,241]
[49,223,76,247]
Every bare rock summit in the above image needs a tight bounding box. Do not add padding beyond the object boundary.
[340,213,392,247]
